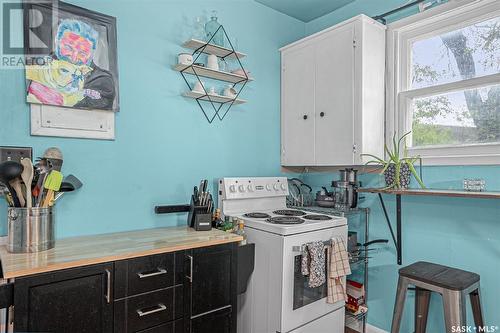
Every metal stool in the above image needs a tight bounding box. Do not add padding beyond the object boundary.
[391,261,484,333]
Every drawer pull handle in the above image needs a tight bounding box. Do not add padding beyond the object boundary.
[137,268,167,279]
[136,303,167,317]
[105,269,111,303]
[187,255,193,282]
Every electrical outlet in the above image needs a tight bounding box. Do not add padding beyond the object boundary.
[0,146,33,163]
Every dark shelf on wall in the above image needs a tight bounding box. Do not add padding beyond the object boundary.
[358,187,500,265]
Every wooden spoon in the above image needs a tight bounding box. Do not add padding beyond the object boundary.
[21,158,34,208]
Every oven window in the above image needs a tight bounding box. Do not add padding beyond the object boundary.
[293,250,328,310]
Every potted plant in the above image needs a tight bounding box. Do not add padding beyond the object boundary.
[362,132,425,189]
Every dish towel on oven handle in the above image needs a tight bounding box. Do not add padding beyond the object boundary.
[301,241,326,288]
[327,237,351,303]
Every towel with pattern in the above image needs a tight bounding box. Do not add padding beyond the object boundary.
[327,237,351,303]
[301,241,326,288]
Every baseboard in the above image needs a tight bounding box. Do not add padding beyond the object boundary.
[367,324,389,333]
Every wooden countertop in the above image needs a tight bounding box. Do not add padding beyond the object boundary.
[0,227,243,279]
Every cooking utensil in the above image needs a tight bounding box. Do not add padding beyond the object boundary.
[20,158,34,208]
[10,178,25,207]
[42,147,63,171]
[63,174,82,191]
[42,171,63,208]
[0,161,24,207]
[51,175,83,205]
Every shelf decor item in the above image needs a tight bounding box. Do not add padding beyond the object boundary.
[362,132,425,190]
[174,20,251,123]
[204,11,224,47]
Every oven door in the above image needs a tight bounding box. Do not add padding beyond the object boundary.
[281,225,347,333]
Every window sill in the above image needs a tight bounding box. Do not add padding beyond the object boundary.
[409,143,500,165]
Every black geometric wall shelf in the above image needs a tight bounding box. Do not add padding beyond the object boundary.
[173,25,252,123]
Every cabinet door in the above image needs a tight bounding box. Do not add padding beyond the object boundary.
[14,263,113,333]
[281,43,316,166]
[314,24,355,165]
[190,307,232,333]
[184,243,236,333]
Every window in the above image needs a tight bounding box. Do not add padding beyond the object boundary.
[387,0,500,165]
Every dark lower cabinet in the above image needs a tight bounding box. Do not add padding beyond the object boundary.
[185,243,237,333]
[11,244,237,333]
[13,262,114,333]
[190,307,232,333]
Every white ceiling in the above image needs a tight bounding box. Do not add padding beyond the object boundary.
[254,0,355,22]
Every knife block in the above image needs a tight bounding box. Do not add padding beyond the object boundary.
[187,195,212,230]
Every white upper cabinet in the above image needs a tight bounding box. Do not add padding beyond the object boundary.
[280,15,386,167]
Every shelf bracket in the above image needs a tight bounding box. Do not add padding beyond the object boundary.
[377,193,403,265]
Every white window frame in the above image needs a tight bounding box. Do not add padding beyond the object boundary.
[386,0,500,165]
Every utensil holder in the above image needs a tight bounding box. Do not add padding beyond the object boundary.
[7,207,55,253]
[187,195,213,230]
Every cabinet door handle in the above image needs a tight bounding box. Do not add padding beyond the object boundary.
[303,115,308,120]
[105,269,111,303]
[320,112,325,117]
[186,255,193,282]
[137,268,167,279]
[136,303,167,317]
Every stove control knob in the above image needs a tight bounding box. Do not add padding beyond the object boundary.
[273,183,279,191]
[280,183,287,191]
[266,184,272,191]
[229,185,237,193]
[247,185,254,192]
[238,185,246,192]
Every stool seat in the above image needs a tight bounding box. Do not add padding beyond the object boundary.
[391,261,484,333]
[399,261,479,291]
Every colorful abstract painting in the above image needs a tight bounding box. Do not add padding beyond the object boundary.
[24,2,119,111]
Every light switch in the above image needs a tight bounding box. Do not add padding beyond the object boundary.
[0,146,33,163]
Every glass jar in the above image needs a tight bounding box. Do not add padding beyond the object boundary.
[205,10,225,47]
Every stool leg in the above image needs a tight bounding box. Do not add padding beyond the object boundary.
[391,276,409,333]
[470,288,484,327]
[443,290,466,332]
[415,287,431,333]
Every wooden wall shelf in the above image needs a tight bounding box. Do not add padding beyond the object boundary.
[173,64,252,84]
[182,39,246,59]
[182,91,246,105]
[358,188,500,199]
[359,187,500,266]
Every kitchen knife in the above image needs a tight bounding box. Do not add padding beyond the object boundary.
[194,186,199,203]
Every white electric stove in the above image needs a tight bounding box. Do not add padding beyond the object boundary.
[219,177,347,333]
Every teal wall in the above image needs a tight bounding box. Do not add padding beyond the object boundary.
[303,0,500,331]
[0,0,304,237]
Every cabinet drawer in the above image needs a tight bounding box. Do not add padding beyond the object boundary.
[115,286,182,333]
[115,253,175,298]
[136,319,183,333]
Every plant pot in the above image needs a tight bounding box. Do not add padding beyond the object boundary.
[384,163,411,189]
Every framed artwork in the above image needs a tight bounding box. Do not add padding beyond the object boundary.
[24,1,119,111]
